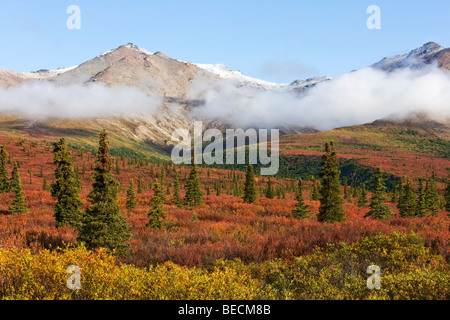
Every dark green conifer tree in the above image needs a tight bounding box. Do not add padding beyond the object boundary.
[391,182,398,203]
[265,178,275,199]
[293,179,309,219]
[9,162,29,214]
[317,142,344,223]
[184,164,204,207]
[173,173,182,207]
[415,178,427,217]
[398,179,417,217]
[365,168,392,220]
[147,180,167,229]
[0,146,9,192]
[243,164,257,204]
[125,179,137,210]
[424,176,440,216]
[51,138,84,229]
[77,130,132,257]
[43,176,49,191]
[311,180,321,201]
[445,173,450,212]
[137,176,143,194]
[357,185,368,207]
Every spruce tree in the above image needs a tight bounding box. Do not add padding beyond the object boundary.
[415,178,427,217]
[9,161,21,193]
[125,179,137,210]
[352,185,359,203]
[215,183,222,197]
[77,130,132,257]
[424,176,440,216]
[173,173,182,207]
[160,167,166,185]
[293,179,309,219]
[147,180,167,229]
[365,168,392,220]
[51,138,84,229]
[137,176,143,194]
[265,178,275,199]
[311,180,321,201]
[391,182,398,203]
[445,174,450,212]
[0,146,9,192]
[43,176,48,191]
[317,142,344,223]
[398,179,417,217]
[357,185,368,207]
[243,164,257,204]
[9,162,29,214]
[184,164,204,207]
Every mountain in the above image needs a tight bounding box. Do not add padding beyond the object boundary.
[0,44,219,159]
[371,41,450,71]
[0,42,449,162]
[0,42,323,158]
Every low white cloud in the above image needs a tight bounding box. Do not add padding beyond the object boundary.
[0,81,162,119]
[189,64,450,131]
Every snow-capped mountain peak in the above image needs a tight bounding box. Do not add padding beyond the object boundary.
[371,42,445,71]
[194,63,288,89]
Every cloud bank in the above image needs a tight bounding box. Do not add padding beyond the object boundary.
[0,82,162,120]
[0,64,449,132]
[189,64,450,131]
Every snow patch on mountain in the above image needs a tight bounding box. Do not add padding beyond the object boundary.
[371,42,445,71]
[6,65,79,80]
[194,63,288,90]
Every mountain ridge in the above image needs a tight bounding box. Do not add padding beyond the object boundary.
[0,42,448,162]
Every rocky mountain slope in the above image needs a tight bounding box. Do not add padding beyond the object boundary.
[371,41,450,71]
[0,42,449,161]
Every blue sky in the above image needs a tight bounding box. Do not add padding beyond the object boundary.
[0,0,449,82]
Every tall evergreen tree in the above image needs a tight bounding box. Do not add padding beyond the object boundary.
[311,180,321,201]
[398,179,417,217]
[0,146,9,192]
[43,176,49,191]
[243,164,257,204]
[317,142,345,223]
[265,178,275,199]
[184,164,204,207]
[147,180,167,229]
[352,185,359,203]
[445,173,450,212]
[365,168,392,220]
[137,176,143,194]
[9,161,21,193]
[9,162,29,214]
[51,138,84,229]
[391,182,398,203]
[125,179,137,210]
[424,176,440,216]
[357,184,368,207]
[415,178,427,217]
[173,173,182,207]
[293,179,309,219]
[77,130,132,257]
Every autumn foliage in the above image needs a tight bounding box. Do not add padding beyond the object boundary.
[0,133,449,299]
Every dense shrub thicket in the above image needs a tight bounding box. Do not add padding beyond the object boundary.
[0,232,448,300]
